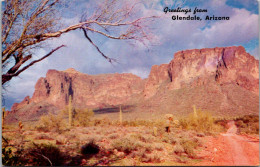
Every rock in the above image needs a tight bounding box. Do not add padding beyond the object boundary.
[7,46,259,122]
[11,96,30,111]
[30,70,144,109]
[168,46,259,94]
[144,64,170,98]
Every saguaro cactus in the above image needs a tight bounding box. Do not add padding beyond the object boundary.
[193,105,197,119]
[119,106,122,125]
[68,95,72,128]
[2,107,6,129]
[153,127,158,136]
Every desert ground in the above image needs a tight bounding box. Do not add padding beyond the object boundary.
[2,109,259,166]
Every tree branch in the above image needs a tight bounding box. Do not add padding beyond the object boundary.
[35,153,53,166]
[2,45,65,85]
[82,28,116,63]
[2,0,159,86]
[7,54,32,75]
[2,15,157,63]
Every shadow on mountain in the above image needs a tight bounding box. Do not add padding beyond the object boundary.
[93,105,135,114]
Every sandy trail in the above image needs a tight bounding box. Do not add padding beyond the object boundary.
[197,121,259,166]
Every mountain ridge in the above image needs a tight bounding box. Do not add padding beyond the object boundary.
[6,46,259,122]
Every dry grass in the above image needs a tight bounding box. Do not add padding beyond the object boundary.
[5,109,251,166]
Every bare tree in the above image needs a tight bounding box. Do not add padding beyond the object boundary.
[2,0,158,85]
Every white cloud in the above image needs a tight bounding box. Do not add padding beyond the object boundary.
[202,8,258,46]
[123,67,150,79]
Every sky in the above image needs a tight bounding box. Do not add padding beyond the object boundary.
[2,0,259,110]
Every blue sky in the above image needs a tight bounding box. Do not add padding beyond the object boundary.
[2,0,259,110]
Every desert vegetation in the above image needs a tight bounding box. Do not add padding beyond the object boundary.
[233,115,259,134]
[3,105,250,166]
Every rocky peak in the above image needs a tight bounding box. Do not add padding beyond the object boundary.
[168,46,259,94]
[8,46,259,122]
[63,68,79,73]
[25,69,144,111]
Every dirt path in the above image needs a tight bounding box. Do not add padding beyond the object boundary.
[197,121,259,166]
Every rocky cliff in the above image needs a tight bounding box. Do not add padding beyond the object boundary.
[167,46,258,93]
[7,46,259,122]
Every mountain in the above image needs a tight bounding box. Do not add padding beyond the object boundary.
[6,46,259,122]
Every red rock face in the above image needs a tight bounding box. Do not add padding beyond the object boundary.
[168,46,259,94]
[11,96,30,111]
[144,64,170,98]
[9,46,259,122]
[26,68,144,110]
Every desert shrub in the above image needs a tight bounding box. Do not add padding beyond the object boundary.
[141,153,161,163]
[111,138,142,154]
[179,109,222,134]
[177,137,198,158]
[181,140,197,158]
[143,143,153,153]
[236,120,246,128]
[74,108,94,127]
[234,115,259,134]
[196,132,205,137]
[94,119,102,126]
[172,143,185,156]
[214,119,228,129]
[56,135,67,145]
[36,112,67,133]
[153,143,164,151]
[26,143,66,166]
[93,117,111,126]
[34,133,54,140]
[2,134,26,165]
[171,132,199,158]
[2,147,23,166]
[176,155,189,163]
[108,133,119,139]
[81,140,100,156]
[130,133,155,143]
[161,133,178,144]
[61,107,94,127]
[119,158,136,166]
[111,119,164,127]
[130,149,145,159]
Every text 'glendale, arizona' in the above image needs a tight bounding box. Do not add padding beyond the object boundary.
[164,7,230,21]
